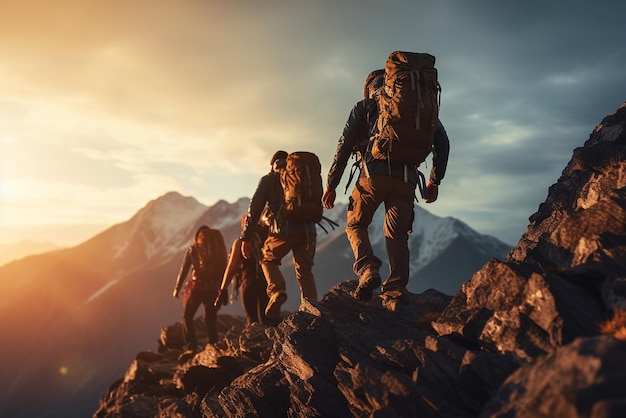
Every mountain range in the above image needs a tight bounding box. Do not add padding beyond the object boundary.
[0,240,60,267]
[93,102,626,417]
[0,191,511,418]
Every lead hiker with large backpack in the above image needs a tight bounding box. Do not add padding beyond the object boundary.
[172,225,228,351]
[323,51,450,307]
[240,150,321,323]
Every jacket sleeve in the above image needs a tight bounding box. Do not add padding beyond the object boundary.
[174,247,193,292]
[241,173,272,241]
[430,120,450,185]
[327,100,369,191]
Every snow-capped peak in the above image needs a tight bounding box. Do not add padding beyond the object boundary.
[110,192,209,262]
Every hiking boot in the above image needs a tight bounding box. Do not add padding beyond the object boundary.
[381,288,411,312]
[265,292,287,318]
[353,276,381,302]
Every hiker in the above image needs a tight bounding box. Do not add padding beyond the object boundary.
[323,62,450,303]
[173,225,228,350]
[240,150,318,323]
[216,215,270,325]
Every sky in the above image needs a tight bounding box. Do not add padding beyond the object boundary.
[1,0,625,247]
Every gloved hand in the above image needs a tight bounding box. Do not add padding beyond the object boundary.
[425,181,438,203]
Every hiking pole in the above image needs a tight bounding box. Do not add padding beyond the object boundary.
[213,288,224,307]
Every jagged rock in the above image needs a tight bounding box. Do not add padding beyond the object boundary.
[481,335,626,418]
[98,283,483,417]
[197,282,516,417]
[158,322,185,352]
[432,259,608,360]
[508,102,626,309]
[158,316,250,353]
[177,357,243,397]
[236,322,275,363]
[203,282,472,417]
[94,350,182,417]
[433,103,626,364]
[95,102,626,418]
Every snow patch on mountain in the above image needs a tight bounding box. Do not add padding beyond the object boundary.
[341,202,510,275]
[142,192,208,259]
[103,192,509,293]
[84,279,119,305]
[364,203,448,264]
[110,192,209,261]
[205,198,250,230]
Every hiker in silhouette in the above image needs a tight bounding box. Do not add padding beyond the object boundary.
[323,70,450,304]
[216,214,270,325]
[173,225,228,350]
[240,150,318,324]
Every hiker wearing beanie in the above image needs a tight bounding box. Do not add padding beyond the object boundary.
[240,150,318,324]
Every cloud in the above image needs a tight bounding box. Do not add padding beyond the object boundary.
[1,0,626,247]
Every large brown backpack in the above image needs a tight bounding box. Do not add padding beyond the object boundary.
[371,51,441,165]
[280,151,323,223]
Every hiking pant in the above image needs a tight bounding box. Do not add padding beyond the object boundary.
[261,233,317,303]
[240,260,270,325]
[182,287,219,349]
[346,175,415,291]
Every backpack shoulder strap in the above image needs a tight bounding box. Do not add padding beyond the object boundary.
[342,98,378,193]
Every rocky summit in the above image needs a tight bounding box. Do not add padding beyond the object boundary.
[94,103,626,418]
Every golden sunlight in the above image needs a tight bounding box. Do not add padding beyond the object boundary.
[600,309,626,340]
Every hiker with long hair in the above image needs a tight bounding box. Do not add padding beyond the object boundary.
[173,225,228,351]
[216,215,270,325]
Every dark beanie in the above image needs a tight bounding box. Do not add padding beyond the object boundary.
[270,150,288,165]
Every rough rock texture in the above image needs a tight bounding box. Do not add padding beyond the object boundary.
[433,102,626,359]
[94,102,626,418]
[481,336,626,418]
